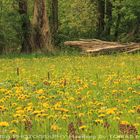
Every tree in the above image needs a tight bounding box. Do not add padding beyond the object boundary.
[18,0,32,53]
[104,0,112,38]
[32,0,53,53]
[50,0,58,44]
[96,0,105,38]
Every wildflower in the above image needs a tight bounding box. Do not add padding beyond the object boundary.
[51,124,61,131]
[79,125,87,130]
[41,114,48,117]
[36,114,42,118]
[9,129,17,134]
[136,105,140,113]
[56,108,69,113]
[120,121,129,125]
[95,119,103,124]
[11,120,18,124]
[124,99,129,103]
[62,115,69,120]
[12,103,17,107]
[13,114,21,118]
[78,113,84,117]
[133,123,140,128]
[128,87,133,91]
[106,108,117,115]
[112,90,117,94]
[83,84,88,88]
[36,89,44,94]
[16,110,24,114]
[0,121,9,127]
[128,110,135,114]
[98,114,106,118]
[113,117,120,121]
[0,105,5,111]
[92,82,97,86]
[33,110,41,115]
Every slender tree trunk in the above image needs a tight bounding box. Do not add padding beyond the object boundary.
[104,0,112,38]
[126,17,140,42]
[50,0,58,44]
[18,0,32,53]
[114,13,121,40]
[114,0,122,41]
[33,0,53,53]
[96,0,105,38]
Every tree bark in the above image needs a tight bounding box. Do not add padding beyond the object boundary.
[114,0,122,40]
[18,0,32,53]
[50,0,58,44]
[114,13,121,40]
[64,40,140,54]
[32,0,53,53]
[96,0,105,38]
[104,0,112,38]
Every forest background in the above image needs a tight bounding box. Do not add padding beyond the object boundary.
[0,0,140,54]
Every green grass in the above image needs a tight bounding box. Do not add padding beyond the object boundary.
[0,54,140,140]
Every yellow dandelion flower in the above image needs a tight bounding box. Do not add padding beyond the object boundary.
[12,103,17,107]
[9,129,17,134]
[106,108,117,115]
[113,117,120,121]
[14,114,21,118]
[128,110,135,113]
[128,87,133,91]
[78,113,84,117]
[79,125,87,130]
[41,113,48,117]
[95,119,103,124]
[133,123,140,128]
[120,121,129,125]
[0,121,9,127]
[124,99,129,103]
[11,120,18,124]
[98,114,106,118]
[0,105,5,111]
[92,82,97,86]
[16,110,24,114]
[51,124,61,131]
[56,108,69,113]
[33,110,41,115]
[62,115,69,120]
[112,90,117,94]
[36,89,44,94]
[36,113,42,118]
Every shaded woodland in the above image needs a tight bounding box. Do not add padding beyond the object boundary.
[0,0,140,54]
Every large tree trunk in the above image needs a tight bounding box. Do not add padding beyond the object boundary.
[96,0,105,38]
[32,0,53,53]
[50,0,58,44]
[64,39,140,54]
[18,0,32,53]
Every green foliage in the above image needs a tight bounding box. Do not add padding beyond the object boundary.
[0,0,21,53]
[0,0,140,54]
[112,0,140,42]
[59,0,97,39]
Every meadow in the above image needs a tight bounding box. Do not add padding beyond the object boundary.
[0,54,140,140]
